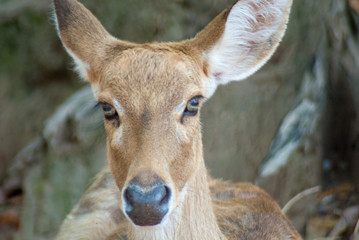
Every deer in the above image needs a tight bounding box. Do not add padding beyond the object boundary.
[53,0,301,239]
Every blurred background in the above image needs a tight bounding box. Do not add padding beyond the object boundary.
[1,0,359,239]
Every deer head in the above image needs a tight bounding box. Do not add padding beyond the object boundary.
[54,0,292,227]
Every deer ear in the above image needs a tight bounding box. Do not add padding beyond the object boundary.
[53,0,123,81]
[191,0,292,96]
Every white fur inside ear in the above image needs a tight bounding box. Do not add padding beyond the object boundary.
[206,0,290,85]
[66,49,90,80]
[203,76,217,98]
[52,11,90,81]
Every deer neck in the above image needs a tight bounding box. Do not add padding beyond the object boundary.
[174,162,226,240]
[128,149,225,240]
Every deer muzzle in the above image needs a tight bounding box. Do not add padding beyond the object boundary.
[123,176,171,226]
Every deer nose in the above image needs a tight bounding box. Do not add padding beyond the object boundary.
[124,182,171,226]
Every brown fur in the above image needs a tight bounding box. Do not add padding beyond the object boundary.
[53,0,301,239]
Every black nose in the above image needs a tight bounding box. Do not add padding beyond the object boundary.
[124,183,171,226]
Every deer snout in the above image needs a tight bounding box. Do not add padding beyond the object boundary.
[124,179,171,226]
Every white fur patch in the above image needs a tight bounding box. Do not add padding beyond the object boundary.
[112,127,123,147]
[90,84,100,99]
[120,185,129,220]
[205,0,291,85]
[175,124,189,144]
[174,100,186,115]
[113,98,125,117]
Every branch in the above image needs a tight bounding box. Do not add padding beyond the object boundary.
[282,186,321,214]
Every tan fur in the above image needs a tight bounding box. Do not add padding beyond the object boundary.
[53,0,300,239]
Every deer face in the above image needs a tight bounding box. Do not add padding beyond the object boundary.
[93,47,207,225]
[54,0,292,227]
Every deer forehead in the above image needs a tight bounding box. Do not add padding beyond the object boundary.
[95,47,205,114]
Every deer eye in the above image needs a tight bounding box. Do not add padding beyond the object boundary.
[100,102,119,123]
[183,95,203,118]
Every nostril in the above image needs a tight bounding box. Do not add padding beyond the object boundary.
[124,188,134,211]
[159,186,171,206]
[124,185,141,204]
